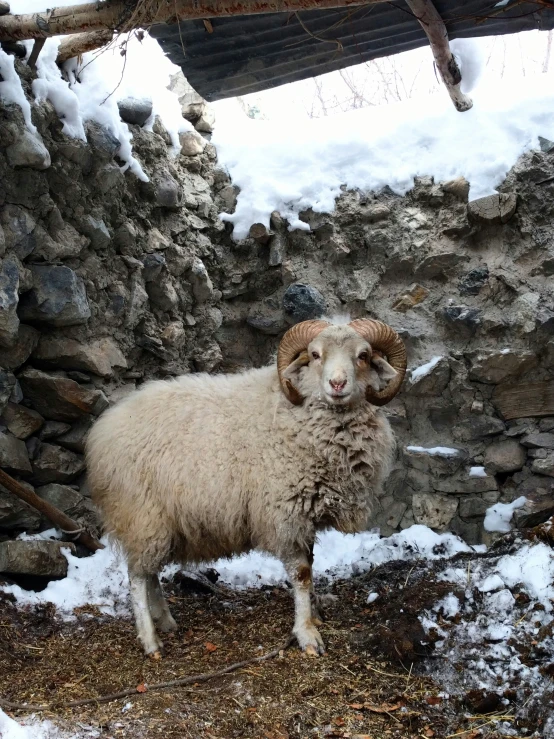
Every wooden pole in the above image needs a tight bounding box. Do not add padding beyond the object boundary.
[0,468,104,553]
[0,0,384,42]
[405,0,473,112]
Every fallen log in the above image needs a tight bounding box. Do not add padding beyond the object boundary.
[0,468,104,553]
[0,0,384,42]
[405,0,473,112]
[57,29,113,63]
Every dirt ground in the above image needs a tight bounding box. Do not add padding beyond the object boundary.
[0,545,551,739]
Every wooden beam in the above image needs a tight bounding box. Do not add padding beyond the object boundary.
[405,0,473,112]
[492,381,554,421]
[57,29,113,63]
[0,468,104,553]
[0,0,384,42]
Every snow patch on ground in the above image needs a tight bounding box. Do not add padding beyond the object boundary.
[0,709,88,739]
[484,496,527,533]
[410,356,443,382]
[422,537,554,718]
[406,446,461,457]
[1,526,475,613]
[213,72,554,239]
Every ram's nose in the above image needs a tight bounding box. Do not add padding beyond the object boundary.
[329,378,347,392]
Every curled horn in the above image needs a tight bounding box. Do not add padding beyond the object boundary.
[277,320,330,404]
[348,319,407,406]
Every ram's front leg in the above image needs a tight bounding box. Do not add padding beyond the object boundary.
[308,544,325,627]
[284,551,325,656]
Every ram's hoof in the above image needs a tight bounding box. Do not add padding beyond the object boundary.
[304,644,319,657]
[150,650,162,661]
[311,616,324,627]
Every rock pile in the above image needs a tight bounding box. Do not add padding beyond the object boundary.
[1,55,553,584]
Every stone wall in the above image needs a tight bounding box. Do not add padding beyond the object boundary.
[1,57,553,553]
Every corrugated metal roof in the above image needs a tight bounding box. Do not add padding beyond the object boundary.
[149,1,554,101]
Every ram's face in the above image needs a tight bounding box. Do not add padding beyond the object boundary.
[282,326,398,408]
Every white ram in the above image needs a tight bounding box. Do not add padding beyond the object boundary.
[86,318,407,657]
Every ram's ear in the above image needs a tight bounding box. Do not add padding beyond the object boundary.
[282,350,310,380]
[371,354,398,387]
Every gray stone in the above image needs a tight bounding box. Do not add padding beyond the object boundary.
[443,177,470,200]
[415,252,466,279]
[117,97,153,127]
[56,416,94,454]
[1,402,43,440]
[484,439,526,474]
[468,193,517,224]
[433,473,497,494]
[521,432,554,449]
[0,482,40,531]
[539,418,554,432]
[142,253,166,282]
[0,2,11,16]
[0,205,36,260]
[146,275,180,311]
[412,492,458,531]
[0,325,40,370]
[189,258,214,303]
[408,357,450,395]
[0,254,19,347]
[31,442,85,484]
[453,416,505,442]
[283,283,326,322]
[391,284,429,312]
[441,305,481,333]
[79,215,111,249]
[0,540,74,578]
[34,221,87,261]
[459,267,489,295]
[459,492,500,519]
[86,121,120,159]
[217,185,238,213]
[402,446,466,476]
[19,368,108,422]
[6,130,51,170]
[179,130,206,156]
[155,175,181,208]
[246,309,286,335]
[468,350,537,384]
[39,421,72,440]
[0,371,16,416]
[36,483,84,513]
[531,453,554,477]
[18,265,91,327]
[32,336,127,377]
[0,431,32,474]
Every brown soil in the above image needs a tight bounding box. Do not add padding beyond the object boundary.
[0,551,544,738]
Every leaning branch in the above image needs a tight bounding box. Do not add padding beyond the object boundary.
[405,0,473,112]
[0,0,383,41]
[57,29,114,63]
[0,468,104,553]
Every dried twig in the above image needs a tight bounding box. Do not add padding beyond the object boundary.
[0,637,294,712]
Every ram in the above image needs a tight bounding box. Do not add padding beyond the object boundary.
[86,318,407,657]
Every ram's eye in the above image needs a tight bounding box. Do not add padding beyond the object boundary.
[358,352,369,362]
[311,351,320,360]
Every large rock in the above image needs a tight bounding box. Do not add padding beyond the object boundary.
[433,472,497,494]
[521,433,554,449]
[468,350,537,384]
[453,416,505,442]
[408,357,450,395]
[0,431,32,473]
[6,130,51,170]
[531,453,554,478]
[18,265,91,327]
[0,205,36,260]
[415,252,466,279]
[32,336,127,377]
[56,416,94,454]
[18,368,108,422]
[458,267,489,295]
[412,492,458,531]
[0,540,73,578]
[1,402,44,439]
[117,97,153,126]
[79,215,111,250]
[0,254,19,347]
[402,446,466,476]
[189,258,214,303]
[0,482,41,531]
[179,130,206,156]
[459,492,500,519]
[31,442,85,484]
[468,193,517,224]
[283,283,326,322]
[484,439,526,474]
[0,370,16,415]
[1,325,40,369]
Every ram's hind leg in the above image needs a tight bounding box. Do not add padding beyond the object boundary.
[129,570,163,658]
[308,545,325,627]
[147,574,178,633]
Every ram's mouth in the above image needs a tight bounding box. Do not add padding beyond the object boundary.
[325,390,352,404]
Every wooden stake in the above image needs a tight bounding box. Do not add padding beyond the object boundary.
[26,36,44,70]
[0,468,104,553]
[406,0,473,112]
